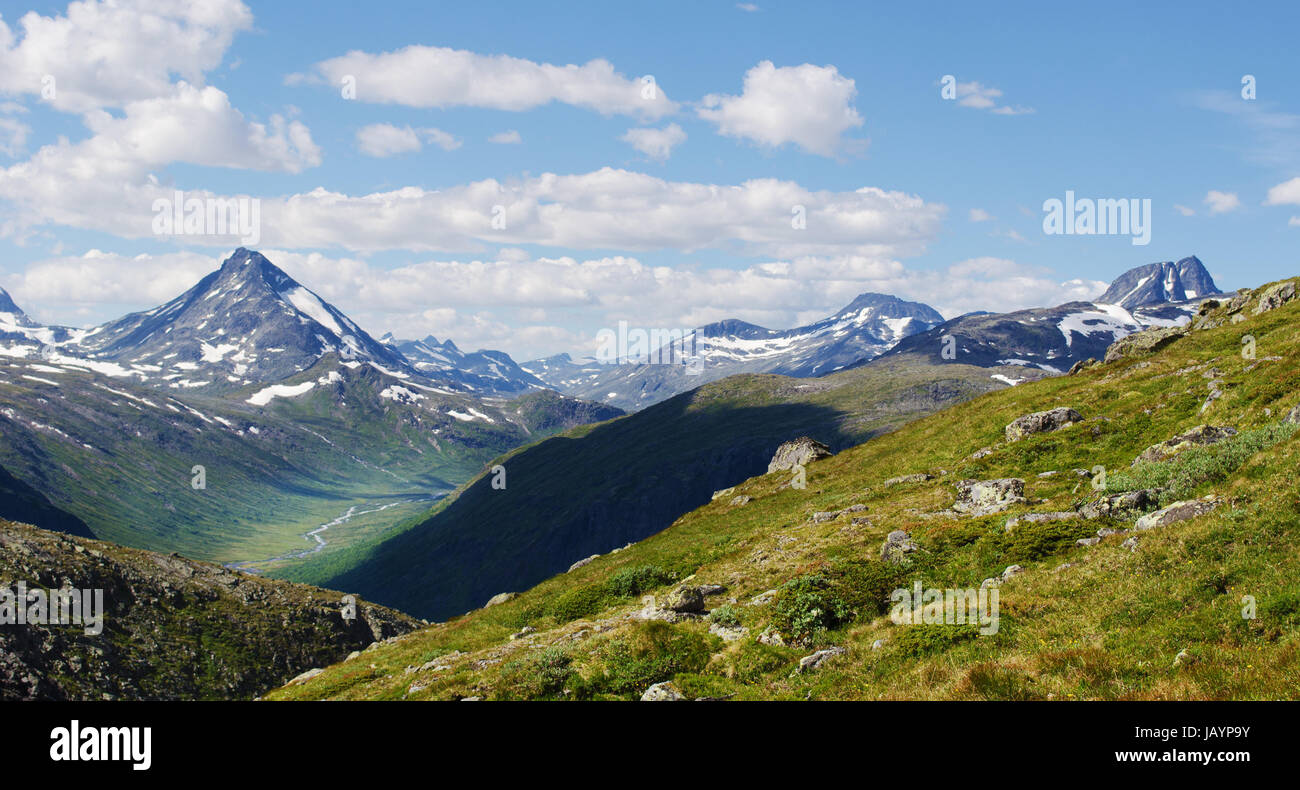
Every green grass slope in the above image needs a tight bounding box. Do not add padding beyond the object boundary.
[268,278,1300,701]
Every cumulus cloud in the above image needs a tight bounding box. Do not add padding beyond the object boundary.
[621,123,686,161]
[1174,204,1196,216]
[1265,176,1300,206]
[355,123,461,157]
[0,116,28,156]
[1204,190,1241,214]
[488,130,522,144]
[292,45,675,119]
[0,164,945,258]
[951,80,1034,115]
[968,208,993,222]
[0,0,253,113]
[698,61,864,156]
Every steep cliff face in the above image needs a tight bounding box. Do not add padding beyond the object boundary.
[0,519,421,700]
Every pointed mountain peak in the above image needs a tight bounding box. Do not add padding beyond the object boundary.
[833,292,944,323]
[0,286,27,318]
[1097,256,1222,309]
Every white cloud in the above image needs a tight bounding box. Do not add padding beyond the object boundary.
[488,130,522,144]
[968,208,993,222]
[1,165,945,258]
[1174,204,1196,216]
[294,45,675,119]
[355,123,461,157]
[1289,216,1300,227]
[698,61,864,157]
[1204,190,1241,214]
[736,3,760,11]
[952,80,1034,115]
[621,123,686,161]
[0,0,253,113]
[1264,176,1300,206]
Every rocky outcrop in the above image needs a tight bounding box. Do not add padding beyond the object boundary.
[1103,325,1188,363]
[1133,496,1221,530]
[797,646,847,673]
[880,530,920,564]
[952,478,1027,516]
[767,437,833,473]
[1005,408,1083,442]
[484,592,517,608]
[0,519,421,701]
[1253,280,1297,315]
[640,681,685,701]
[1133,425,1237,465]
[1078,489,1160,520]
[1004,511,1081,531]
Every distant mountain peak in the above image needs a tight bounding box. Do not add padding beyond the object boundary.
[0,286,29,319]
[1098,256,1221,309]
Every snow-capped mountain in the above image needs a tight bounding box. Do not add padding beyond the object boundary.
[385,334,548,395]
[880,256,1221,375]
[72,248,416,390]
[523,292,944,411]
[1097,255,1221,309]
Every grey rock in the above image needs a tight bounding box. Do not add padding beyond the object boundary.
[729,495,753,506]
[1134,424,1237,465]
[797,646,847,674]
[640,681,686,701]
[880,530,920,564]
[1079,489,1161,519]
[567,554,601,572]
[664,585,706,613]
[1076,537,1101,547]
[767,436,832,473]
[708,623,749,642]
[1133,496,1221,530]
[1104,325,1188,363]
[952,478,1027,516]
[748,589,778,607]
[1005,408,1083,442]
[1253,280,1297,314]
[483,592,516,608]
[1001,564,1024,580]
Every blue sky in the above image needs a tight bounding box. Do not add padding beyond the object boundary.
[1,0,1297,359]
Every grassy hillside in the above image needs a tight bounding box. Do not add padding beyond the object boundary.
[269,278,1300,701]
[318,358,1015,620]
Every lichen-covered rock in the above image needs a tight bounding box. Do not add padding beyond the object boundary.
[1079,489,1161,519]
[1133,424,1237,465]
[767,436,832,473]
[952,478,1027,516]
[1253,280,1297,314]
[1133,496,1221,530]
[1005,408,1083,442]
[797,646,847,674]
[484,592,517,608]
[880,530,920,564]
[640,681,685,701]
[1284,404,1300,425]
[1103,325,1188,363]
[663,585,706,613]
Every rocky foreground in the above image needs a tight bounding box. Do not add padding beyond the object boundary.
[0,520,421,700]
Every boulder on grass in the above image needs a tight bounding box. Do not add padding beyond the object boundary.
[952,478,1027,516]
[1133,425,1237,466]
[767,436,832,473]
[1005,408,1083,442]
